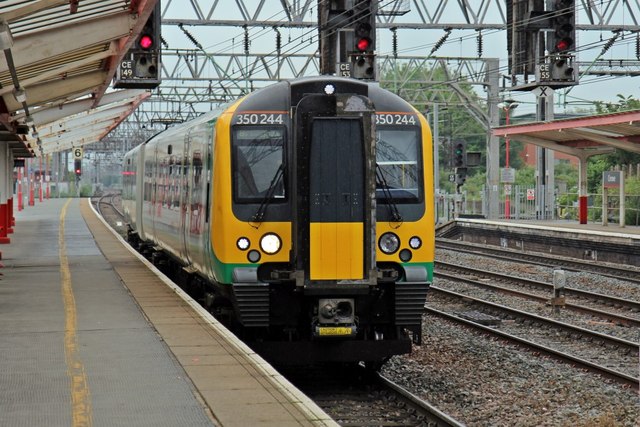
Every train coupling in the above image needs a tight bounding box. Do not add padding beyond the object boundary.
[313,298,357,338]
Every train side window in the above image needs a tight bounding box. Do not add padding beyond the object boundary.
[232,127,285,203]
[376,128,422,203]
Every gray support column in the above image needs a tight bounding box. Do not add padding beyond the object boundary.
[486,58,500,219]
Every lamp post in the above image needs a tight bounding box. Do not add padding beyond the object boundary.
[499,99,518,219]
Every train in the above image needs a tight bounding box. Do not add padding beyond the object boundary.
[122,76,434,367]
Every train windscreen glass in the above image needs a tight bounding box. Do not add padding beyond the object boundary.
[376,128,421,202]
[232,127,285,202]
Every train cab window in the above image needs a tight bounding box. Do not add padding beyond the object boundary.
[376,128,422,203]
[232,127,285,203]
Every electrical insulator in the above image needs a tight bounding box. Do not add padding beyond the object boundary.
[244,26,249,54]
[477,30,483,58]
[392,28,398,59]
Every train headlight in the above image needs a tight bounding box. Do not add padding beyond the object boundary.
[236,237,250,251]
[379,232,400,254]
[260,233,281,255]
[324,84,335,95]
[409,236,422,249]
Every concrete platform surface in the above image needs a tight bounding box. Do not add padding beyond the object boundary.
[0,198,338,427]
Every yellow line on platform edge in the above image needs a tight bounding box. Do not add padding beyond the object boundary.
[60,199,93,427]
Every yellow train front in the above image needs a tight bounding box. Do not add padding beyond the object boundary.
[124,76,434,366]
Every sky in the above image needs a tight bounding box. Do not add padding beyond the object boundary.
[158,0,640,118]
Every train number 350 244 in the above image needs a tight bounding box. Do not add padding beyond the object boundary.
[375,114,417,126]
[235,113,285,125]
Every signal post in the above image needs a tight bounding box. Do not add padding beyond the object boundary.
[508,0,577,220]
[319,1,377,81]
[113,2,161,89]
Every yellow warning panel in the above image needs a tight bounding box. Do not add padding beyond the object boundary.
[310,222,364,280]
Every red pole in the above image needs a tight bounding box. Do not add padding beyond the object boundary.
[28,166,35,206]
[7,198,13,233]
[0,202,10,243]
[17,166,23,211]
[45,154,50,199]
[578,196,588,224]
[38,156,43,202]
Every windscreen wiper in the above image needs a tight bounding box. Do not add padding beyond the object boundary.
[250,163,284,227]
[375,164,403,223]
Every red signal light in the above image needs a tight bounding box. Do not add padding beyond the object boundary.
[555,38,572,52]
[356,37,371,52]
[139,34,153,50]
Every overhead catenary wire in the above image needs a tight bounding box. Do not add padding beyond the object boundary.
[166,1,637,110]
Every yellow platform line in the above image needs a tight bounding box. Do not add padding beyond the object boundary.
[60,199,93,427]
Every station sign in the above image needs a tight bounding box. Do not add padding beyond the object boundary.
[500,167,516,183]
[526,188,535,200]
[603,171,622,188]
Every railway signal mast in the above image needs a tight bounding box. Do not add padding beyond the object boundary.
[507,0,578,219]
[113,2,162,89]
[318,0,377,81]
[350,0,377,80]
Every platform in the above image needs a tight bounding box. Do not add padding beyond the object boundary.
[437,218,640,266]
[0,198,336,427]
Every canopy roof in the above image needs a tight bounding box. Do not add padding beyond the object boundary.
[492,109,640,158]
[0,0,158,157]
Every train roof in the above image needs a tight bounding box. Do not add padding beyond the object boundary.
[143,77,421,146]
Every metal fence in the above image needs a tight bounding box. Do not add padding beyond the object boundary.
[436,186,640,226]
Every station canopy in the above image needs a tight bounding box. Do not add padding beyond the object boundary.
[492,109,640,159]
[0,0,158,158]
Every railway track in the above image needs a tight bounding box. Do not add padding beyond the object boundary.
[283,364,464,427]
[92,192,125,232]
[435,261,640,327]
[427,286,639,389]
[436,238,640,285]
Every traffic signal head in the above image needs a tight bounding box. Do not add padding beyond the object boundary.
[134,5,160,78]
[113,3,161,88]
[354,22,373,53]
[549,0,575,53]
[453,141,467,168]
[349,0,376,80]
[74,159,82,177]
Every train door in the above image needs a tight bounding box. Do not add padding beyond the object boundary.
[293,93,376,285]
[309,118,364,280]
